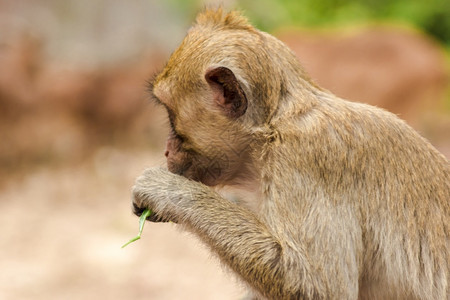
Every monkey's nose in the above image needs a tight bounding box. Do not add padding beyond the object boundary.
[164,150,170,157]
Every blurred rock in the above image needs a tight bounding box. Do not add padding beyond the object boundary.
[277,26,448,125]
[0,34,167,180]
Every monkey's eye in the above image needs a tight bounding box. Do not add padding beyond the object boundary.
[150,95,163,106]
[167,110,176,130]
[169,125,186,144]
[165,109,186,143]
[176,133,186,143]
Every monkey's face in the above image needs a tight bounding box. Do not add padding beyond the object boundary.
[152,66,250,187]
[164,120,250,187]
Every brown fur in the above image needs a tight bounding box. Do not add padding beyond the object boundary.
[133,9,450,299]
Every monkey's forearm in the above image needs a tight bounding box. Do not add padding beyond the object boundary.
[182,192,294,298]
[133,168,302,299]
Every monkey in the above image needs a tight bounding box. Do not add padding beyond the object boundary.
[131,9,450,300]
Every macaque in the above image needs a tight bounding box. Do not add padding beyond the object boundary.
[132,9,449,300]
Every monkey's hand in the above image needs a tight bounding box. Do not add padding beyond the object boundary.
[131,167,292,298]
[132,167,201,223]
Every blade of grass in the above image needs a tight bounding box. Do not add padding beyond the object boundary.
[122,209,152,248]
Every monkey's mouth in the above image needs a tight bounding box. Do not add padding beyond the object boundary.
[169,160,193,178]
[167,156,205,184]
[166,148,193,175]
[167,156,221,187]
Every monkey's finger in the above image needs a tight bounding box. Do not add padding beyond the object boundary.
[149,214,173,223]
[132,202,148,217]
[132,202,173,223]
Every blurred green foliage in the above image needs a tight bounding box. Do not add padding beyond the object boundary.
[167,0,450,46]
[239,0,450,46]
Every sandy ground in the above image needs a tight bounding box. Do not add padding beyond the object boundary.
[0,148,245,300]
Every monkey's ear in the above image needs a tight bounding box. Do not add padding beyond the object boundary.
[205,67,247,118]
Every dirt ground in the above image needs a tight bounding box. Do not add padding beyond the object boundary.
[2,143,449,300]
[0,149,245,300]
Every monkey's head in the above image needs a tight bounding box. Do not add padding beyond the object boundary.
[148,9,311,186]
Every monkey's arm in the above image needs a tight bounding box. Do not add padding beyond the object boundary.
[132,168,298,299]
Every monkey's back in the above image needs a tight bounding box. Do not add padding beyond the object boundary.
[274,94,449,299]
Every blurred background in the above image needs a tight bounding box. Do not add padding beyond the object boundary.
[0,0,449,299]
